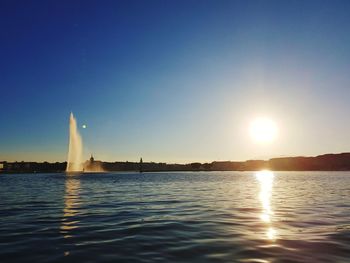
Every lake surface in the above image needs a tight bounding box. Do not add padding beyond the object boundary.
[0,171,349,263]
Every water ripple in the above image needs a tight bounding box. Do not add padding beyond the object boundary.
[0,171,349,262]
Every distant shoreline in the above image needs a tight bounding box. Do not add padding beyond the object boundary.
[2,170,350,175]
[2,152,350,173]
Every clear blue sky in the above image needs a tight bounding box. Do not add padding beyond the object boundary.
[1,0,350,162]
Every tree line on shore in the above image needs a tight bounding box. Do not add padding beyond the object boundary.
[1,152,350,173]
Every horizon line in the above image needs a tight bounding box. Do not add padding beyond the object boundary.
[1,151,350,164]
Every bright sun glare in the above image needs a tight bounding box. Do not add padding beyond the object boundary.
[249,117,278,143]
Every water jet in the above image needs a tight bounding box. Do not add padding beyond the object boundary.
[66,112,83,172]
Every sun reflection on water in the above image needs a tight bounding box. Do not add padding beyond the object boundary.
[255,170,277,241]
[60,176,81,239]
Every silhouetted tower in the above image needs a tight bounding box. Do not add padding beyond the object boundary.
[139,157,143,173]
[90,154,94,163]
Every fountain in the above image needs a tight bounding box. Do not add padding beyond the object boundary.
[66,113,83,172]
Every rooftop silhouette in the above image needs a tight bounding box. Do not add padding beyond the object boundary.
[2,152,350,173]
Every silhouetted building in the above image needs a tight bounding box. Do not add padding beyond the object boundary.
[2,152,350,173]
[84,154,104,172]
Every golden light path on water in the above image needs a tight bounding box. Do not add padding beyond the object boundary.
[60,175,81,257]
[255,170,277,241]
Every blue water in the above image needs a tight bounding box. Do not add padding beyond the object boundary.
[0,171,349,263]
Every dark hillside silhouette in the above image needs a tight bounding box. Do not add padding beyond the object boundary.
[2,153,350,173]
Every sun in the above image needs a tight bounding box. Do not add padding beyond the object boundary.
[249,117,278,143]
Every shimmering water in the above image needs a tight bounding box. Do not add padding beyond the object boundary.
[0,172,349,263]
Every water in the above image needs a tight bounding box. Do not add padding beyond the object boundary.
[0,171,349,263]
[66,112,83,172]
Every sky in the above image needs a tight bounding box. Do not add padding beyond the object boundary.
[1,0,350,163]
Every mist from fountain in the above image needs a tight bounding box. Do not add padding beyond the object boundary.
[66,113,83,172]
